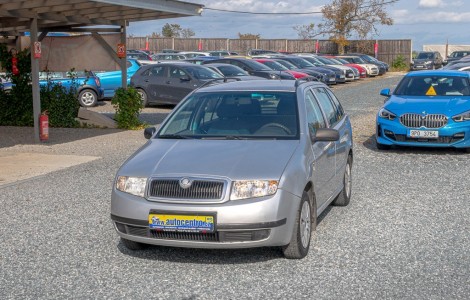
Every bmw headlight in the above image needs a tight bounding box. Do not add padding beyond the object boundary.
[116,176,147,197]
[230,180,278,200]
[378,108,396,120]
[452,110,470,122]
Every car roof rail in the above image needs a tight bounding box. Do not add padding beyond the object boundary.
[294,76,319,88]
[195,77,243,91]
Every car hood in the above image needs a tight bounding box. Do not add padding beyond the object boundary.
[384,95,470,115]
[119,139,300,180]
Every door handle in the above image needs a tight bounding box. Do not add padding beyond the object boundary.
[144,79,149,82]
[166,81,171,84]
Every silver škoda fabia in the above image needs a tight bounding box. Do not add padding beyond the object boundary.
[111,79,353,259]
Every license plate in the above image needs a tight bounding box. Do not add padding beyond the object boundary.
[408,130,439,138]
[148,213,215,233]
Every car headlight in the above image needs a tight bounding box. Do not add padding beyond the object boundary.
[452,110,470,122]
[116,176,147,197]
[425,61,432,65]
[230,180,278,200]
[378,108,396,120]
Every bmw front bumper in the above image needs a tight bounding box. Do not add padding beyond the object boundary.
[376,117,470,149]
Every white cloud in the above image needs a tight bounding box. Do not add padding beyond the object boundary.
[418,0,443,8]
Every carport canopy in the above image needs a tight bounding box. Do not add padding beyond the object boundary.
[0,0,203,142]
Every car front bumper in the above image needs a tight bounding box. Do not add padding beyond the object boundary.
[376,117,470,149]
[110,188,301,249]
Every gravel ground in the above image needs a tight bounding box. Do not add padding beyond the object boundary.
[1,73,469,299]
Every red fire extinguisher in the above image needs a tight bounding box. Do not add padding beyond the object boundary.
[39,111,49,141]
[11,49,19,76]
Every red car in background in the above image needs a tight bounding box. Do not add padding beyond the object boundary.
[253,58,310,79]
[328,56,367,79]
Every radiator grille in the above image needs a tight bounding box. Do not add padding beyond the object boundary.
[149,178,225,200]
[400,113,447,128]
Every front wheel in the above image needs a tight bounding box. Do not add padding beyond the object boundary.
[78,89,98,107]
[137,88,148,107]
[282,191,315,259]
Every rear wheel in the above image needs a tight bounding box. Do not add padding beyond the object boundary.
[78,89,98,107]
[332,155,352,206]
[120,237,148,250]
[282,191,315,259]
[137,88,148,107]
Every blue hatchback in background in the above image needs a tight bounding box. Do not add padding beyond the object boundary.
[376,70,470,152]
[96,59,142,98]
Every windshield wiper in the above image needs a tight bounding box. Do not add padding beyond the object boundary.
[202,136,248,140]
[158,134,194,139]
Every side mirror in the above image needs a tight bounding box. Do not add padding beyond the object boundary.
[144,127,157,139]
[312,128,340,143]
[380,88,391,97]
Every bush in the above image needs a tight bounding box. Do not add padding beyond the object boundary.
[111,87,144,129]
[391,55,409,71]
[0,44,80,128]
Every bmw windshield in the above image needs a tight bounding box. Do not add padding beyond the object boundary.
[394,75,470,96]
[158,92,299,140]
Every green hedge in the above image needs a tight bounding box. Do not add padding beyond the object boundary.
[0,44,79,127]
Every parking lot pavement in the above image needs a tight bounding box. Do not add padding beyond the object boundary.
[1,74,469,299]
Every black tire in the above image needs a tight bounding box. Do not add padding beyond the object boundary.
[120,237,148,250]
[282,191,316,259]
[376,140,391,150]
[464,148,470,153]
[78,89,98,107]
[332,155,352,206]
[137,88,148,107]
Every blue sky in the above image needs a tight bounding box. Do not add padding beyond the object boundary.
[127,0,470,50]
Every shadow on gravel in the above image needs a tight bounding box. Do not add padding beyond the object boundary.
[117,207,334,264]
[362,133,469,155]
[117,242,283,263]
[0,126,126,148]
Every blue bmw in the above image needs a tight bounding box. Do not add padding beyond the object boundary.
[376,70,470,152]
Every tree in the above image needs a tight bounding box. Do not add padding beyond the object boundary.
[162,23,182,38]
[293,23,319,40]
[180,28,195,38]
[238,33,261,40]
[320,0,397,54]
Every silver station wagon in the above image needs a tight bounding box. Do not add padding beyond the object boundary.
[111,79,353,259]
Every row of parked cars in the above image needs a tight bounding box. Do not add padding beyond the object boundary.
[126,50,389,107]
[0,50,389,108]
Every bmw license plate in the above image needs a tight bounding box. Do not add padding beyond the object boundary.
[148,213,215,233]
[408,130,439,138]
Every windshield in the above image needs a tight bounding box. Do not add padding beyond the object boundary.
[260,60,289,71]
[394,75,470,96]
[316,57,336,65]
[184,66,223,79]
[287,57,316,68]
[158,91,299,139]
[416,52,435,60]
[215,65,248,76]
[242,60,273,71]
[274,60,297,70]
[335,58,350,64]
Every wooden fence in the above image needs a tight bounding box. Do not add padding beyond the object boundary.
[127,37,412,65]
